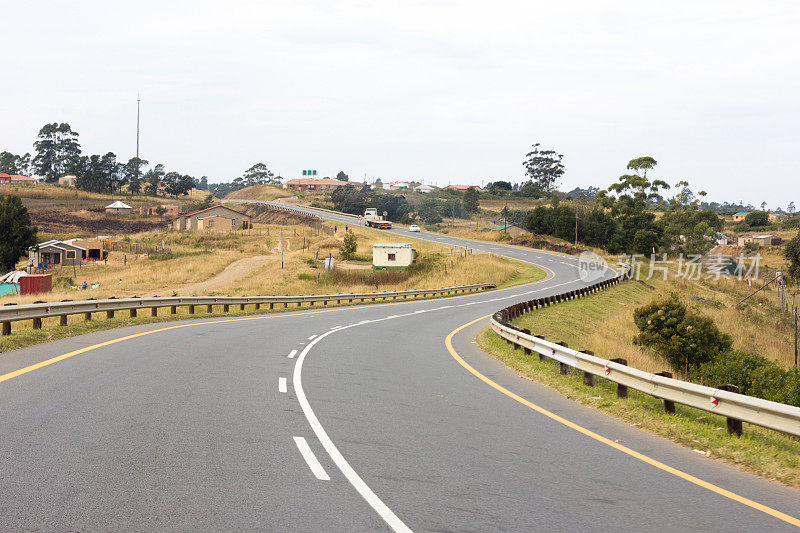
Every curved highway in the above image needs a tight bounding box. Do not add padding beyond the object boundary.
[1,203,799,531]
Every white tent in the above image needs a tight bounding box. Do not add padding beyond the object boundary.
[105,201,132,209]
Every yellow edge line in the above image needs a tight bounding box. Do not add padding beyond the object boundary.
[445,315,800,528]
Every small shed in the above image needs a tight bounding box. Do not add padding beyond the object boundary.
[738,234,782,247]
[372,243,414,269]
[105,200,132,214]
[59,175,77,187]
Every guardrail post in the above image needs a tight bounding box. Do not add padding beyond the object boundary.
[84,312,92,321]
[59,315,68,326]
[717,384,744,436]
[206,304,213,313]
[130,308,137,318]
[32,317,42,330]
[609,358,628,398]
[170,305,177,314]
[521,329,532,354]
[557,341,569,374]
[240,304,246,311]
[151,307,158,317]
[224,304,230,312]
[1,321,10,335]
[581,350,595,386]
[189,305,195,314]
[655,371,675,413]
[106,310,115,319]
[534,335,546,361]
[255,303,261,310]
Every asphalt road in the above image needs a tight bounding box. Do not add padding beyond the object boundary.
[2,203,799,531]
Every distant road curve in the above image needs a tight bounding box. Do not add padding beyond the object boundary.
[1,201,799,530]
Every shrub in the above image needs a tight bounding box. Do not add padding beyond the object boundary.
[339,229,357,259]
[784,231,800,282]
[745,211,769,227]
[692,351,773,393]
[633,293,732,374]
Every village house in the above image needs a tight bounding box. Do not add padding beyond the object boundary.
[372,243,415,269]
[768,212,788,222]
[139,204,180,217]
[172,205,250,231]
[9,174,39,184]
[26,239,108,268]
[105,201,133,214]
[732,211,749,222]
[414,184,437,193]
[737,234,782,247]
[58,175,77,187]
[446,184,481,191]
[0,173,10,186]
[284,178,357,191]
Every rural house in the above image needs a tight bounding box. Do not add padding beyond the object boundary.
[58,175,77,187]
[105,201,133,214]
[172,205,250,231]
[732,211,749,222]
[372,243,415,269]
[139,204,180,217]
[0,173,9,186]
[284,178,357,191]
[737,234,782,247]
[28,240,86,268]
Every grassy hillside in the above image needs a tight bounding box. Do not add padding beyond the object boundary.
[2,183,209,238]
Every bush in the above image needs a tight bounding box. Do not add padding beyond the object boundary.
[54,276,74,289]
[298,272,317,281]
[339,229,357,259]
[745,211,769,227]
[633,293,732,374]
[691,351,773,393]
[784,231,800,282]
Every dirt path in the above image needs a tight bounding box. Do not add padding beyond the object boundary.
[150,255,272,296]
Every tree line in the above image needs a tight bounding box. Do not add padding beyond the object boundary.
[0,122,283,199]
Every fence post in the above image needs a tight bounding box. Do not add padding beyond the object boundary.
[106,310,115,319]
[717,384,744,436]
[609,358,628,398]
[655,371,675,413]
[151,307,158,317]
[59,315,68,326]
[206,304,213,313]
[32,317,42,330]
[170,305,177,314]
[1,321,9,336]
[130,308,137,318]
[84,312,92,321]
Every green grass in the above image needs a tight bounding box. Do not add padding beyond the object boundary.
[496,261,547,288]
[476,328,800,489]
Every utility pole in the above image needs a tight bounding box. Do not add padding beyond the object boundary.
[281,228,284,269]
[574,208,578,246]
[135,95,141,194]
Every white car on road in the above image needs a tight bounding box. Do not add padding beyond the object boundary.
[408,224,421,232]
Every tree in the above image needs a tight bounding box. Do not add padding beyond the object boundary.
[761,201,768,211]
[486,181,512,193]
[123,157,148,195]
[144,164,165,196]
[198,176,208,190]
[336,171,349,181]
[163,172,194,197]
[634,293,732,374]
[99,152,124,194]
[418,198,442,224]
[0,151,32,175]
[32,123,81,181]
[745,211,769,227]
[155,205,167,221]
[463,186,480,214]
[788,201,796,214]
[339,229,357,259]
[0,195,38,271]
[522,143,565,194]
[626,156,658,178]
[242,163,279,186]
[784,232,800,282]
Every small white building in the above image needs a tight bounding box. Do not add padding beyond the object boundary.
[372,243,414,269]
[414,184,437,193]
[105,200,133,214]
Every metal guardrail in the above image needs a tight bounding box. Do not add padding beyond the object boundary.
[0,283,495,336]
[490,274,800,437]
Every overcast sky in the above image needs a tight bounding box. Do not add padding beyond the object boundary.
[2,1,798,207]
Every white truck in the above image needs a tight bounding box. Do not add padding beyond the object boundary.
[362,208,392,229]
